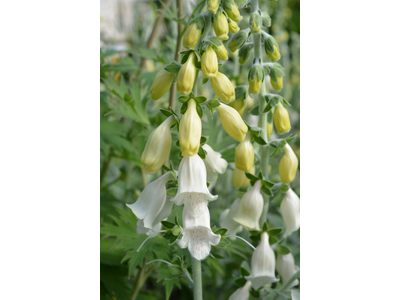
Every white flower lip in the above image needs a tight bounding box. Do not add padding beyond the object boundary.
[280,188,300,237]
[228,280,252,300]
[202,144,228,183]
[126,171,173,230]
[233,180,263,230]
[245,232,278,289]
[172,154,218,206]
[276,253,299,288]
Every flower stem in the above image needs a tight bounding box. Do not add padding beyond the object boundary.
[191,256,203,300]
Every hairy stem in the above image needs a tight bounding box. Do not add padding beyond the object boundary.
[191,256,202,300]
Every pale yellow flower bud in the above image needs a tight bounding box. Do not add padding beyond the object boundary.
[216,103,248,141]
[207,0,219,14]
[279,144,298,183]
[141,116,177,174]
[228,20,239,33]
[233,165,255,188]
[223,0,242,22]
[267,45,281,62]
[267,122,273,138]
[210,72,235,103]
[273,102,291,134]
[150,69,174,100]
[230,98,245,115]
[183,22,202,49]
[271,76,283,91]
[213,9,229,40]
[209,36,228,60]
[235,133,254,171]
[179,99,202,156]
[201,46,218,78]
[249,73,262,94]
[177,53,197,95]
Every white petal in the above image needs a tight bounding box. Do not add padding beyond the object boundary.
[276,253,299,288]
[202,144,228,183]
[228,281,251,300]
[182,201,210,228]
[281,188,300,237]
[126,172,172,229]
[172,154,217,205]
[136,219,149,235]
[220,199,243,236]
[246,232,278,289]
[233,180,263,230]
[291,290,300,300]
[152,196,174,226]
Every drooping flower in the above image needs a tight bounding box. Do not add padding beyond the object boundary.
[150,69,174,100]
[141,116,176,174]
[249,12,261,33]
[228,280,252,300]
[207,0,219,14]
[273,102,290,135]
[209,37,228,60]
[233,164,255,188]
[201,45,218,78]
[177,203,221,260]
[126,171,173,230]
[228,20,239,34]
[276,252,300,288]
[202,144,228,183]
[223,0,242,22]
[179,98,201,156]
[280,188,300,236]
[245,232,278,289]
[228,30,248,52]
[271,76,283,91]
[220,199,243,236]
[235,132,254,172]
[183,17,204,49]
[172,154,218,206]
[248,65,264,94]
[216,103,248,141]
[210,72,235,103]
[279,144,298,183]
[213,8,229,40]
[233,180,263,230]
[177,52,197,95]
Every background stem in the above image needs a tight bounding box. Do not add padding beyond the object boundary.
[191,256,202,300]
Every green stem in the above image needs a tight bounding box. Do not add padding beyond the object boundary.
[273,270,300,299]
[131,258,147,300]
[100,153,112,186]
[191,256,202,300]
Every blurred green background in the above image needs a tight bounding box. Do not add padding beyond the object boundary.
[100,0,299,299]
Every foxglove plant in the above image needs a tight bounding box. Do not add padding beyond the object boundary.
[125,0,300,299]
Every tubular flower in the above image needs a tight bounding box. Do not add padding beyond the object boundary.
[179,99,201,156]
[213,8,229,40]
[216,103,248,141]
[230,98,245,115]
[271,76,283,91]
[201,46,218,78]
[150,69,174,100]
[228,20,239,33]
[279,144,298,183]
[209,36,228,60]
[223,0,242,22]
[264,36,281,62]
[202,144,228,183]
[207,0,219,14]
[273,102,291,134]
[233,164,254,188]
[235,133,254,171]
[141,116,176,174]
[177,52,197,95]
[172,154,218,206]
[228,281,251,300]
[233,180,263,230]
[177,203,221,260]
[248,65,264,94]
[183,18,204,49]
[267,45,281,62]
[126,171,173,231]
[210,72,235,103]
[245,232,278,288]
[220,199,243,236]
[228,30,248,52]
[276,253,300,288]
[280,188,300,236]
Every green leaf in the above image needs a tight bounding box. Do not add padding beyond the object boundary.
[200,136,209,145]
[277,245,291,255]
[267,228,283,236]
[164,60,181,73]
[253,135,267,145]
[161,221,175,229]
[214,228,228,236]
[235,277,247,287]
[198,146,207,159]
[240,267,251,277]
[250,288,260,298]
[202,77,209,84]
[168,264,182,275]
[261,186,272,196]
[245,172,259,181]
[180,101,188,114]
[216,237,231,248]
[208,99,220,108]
[196,103,203,118]
[195,96,207,103]
[269,236,278,245]
[178,96,190,103]
[261,179,275,189]
[280,183,290,193]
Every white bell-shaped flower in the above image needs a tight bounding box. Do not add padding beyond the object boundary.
[126,171,173,231]
[245,232,278,289]
[228,280,252,300]
[177,203,221,260]
[233,180,263,230]
[280,188,300,237]
[276,253,299,288]
[202,144,228,183]
[172,154,217,206]
[220,199,243,236]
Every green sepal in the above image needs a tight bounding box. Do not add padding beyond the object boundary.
[261,11,271,27]
[178,96,190,103]
[240,267,251,277]
[164,60,182,73]
[269,236,278,245]
[195,96,207,103]
[198,145,207,159]
[202,77,209,84]
[277,245,291,255]
[161,221,175,229]
[267,227,283,236]
[196,103,203,118]
[250,289,260,298]
[235,85,248,101]
[213,228,228,236]
[253,135,267,145]
[159,108,173,117]
[249,105,259,115]
[200,136,209,145]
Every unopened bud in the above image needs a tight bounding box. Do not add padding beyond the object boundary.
[238,43,253,64]
[261,11,271,27]
[273,102,291,134]
[265,36,281,62]
[279,144,298,183]
[209,36,228,60]
[207,0,219,14]
[271,76,283,91]
[223,0,243,22]
[235,133,254,171]
[201,45,218,78]
[210,72,235,103]
[150,69,174,100]
[179,98,202,156]
[183,17,204,49]
[250,13,262,33]
[228,20,240,33]
[228,30,248,52]
[248,64,264,94]
[177,52,197,95]
[213,8,229,40]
